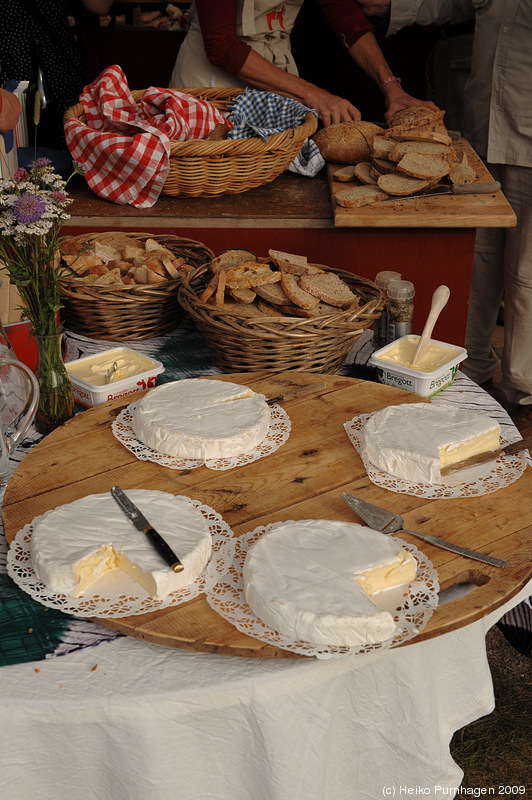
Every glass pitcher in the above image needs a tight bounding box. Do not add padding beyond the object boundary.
[0,319,40,494]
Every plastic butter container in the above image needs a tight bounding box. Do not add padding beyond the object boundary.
[66,347,165,408]
[369,335,467,398]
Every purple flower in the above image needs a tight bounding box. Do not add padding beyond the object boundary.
[14,167,29,181]
[13,193,47,223]
[28,157,52,170]
[53,190,67,203]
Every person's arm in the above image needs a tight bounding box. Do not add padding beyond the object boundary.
[0,89,22,134]
[347,30,439,118]
[195,0,364,125]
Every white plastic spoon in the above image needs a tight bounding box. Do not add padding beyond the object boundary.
[412,285,451,366]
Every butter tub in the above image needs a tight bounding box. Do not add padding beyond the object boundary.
[369,335,467,398]
[66,347,165,408]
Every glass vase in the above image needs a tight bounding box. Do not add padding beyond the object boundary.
[34,331,74,435]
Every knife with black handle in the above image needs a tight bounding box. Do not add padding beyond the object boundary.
[110,486,184,573]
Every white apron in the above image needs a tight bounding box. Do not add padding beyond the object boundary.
[170,1,303,88]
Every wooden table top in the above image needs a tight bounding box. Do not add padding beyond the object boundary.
[3,372,531,658]
[64,140,516,231]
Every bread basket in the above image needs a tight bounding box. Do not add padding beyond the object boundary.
[63,88,318,198]
[178,262,384,373]
[59,232,215,341]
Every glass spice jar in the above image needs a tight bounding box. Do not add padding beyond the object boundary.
[372,270,402,349]
[386,279,415,343]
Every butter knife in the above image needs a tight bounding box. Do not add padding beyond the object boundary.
[110,486,184,573]
[440,435,532,476]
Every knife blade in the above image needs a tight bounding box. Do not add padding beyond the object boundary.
[110,486,184,573]
[440,436,532,476]
[382,180,501,202]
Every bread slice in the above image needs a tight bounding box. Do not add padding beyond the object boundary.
[225,264,282,289]
[299,272,357,308]
[372,135,397,160]
[280,272,320,309]
[268,249,307,268]
[354,162,377,185]
[377,173,431,196]
[449,153,477,184]
[332,165,358,182]
[389,140,458,164]
[371,157,400,175]
[396,152,451,180]
[210,249,256,274]
[335,185,387,208]
[254,281,290,306]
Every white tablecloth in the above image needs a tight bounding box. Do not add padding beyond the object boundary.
[1,585,530,800]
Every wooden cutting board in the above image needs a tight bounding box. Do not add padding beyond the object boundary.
[3,372,531,658]
[328,139,517,228]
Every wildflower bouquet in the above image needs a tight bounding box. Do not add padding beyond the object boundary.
[0,157,83,432]
[0,157,81,335]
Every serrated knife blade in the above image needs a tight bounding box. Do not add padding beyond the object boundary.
[110,486,184,573]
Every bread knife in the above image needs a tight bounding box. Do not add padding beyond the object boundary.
[110,486,184,573]
[440,436,532,476]
[382,180,501,201]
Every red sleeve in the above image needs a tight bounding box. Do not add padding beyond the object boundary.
[195,0,251,76]
[318,0,374,49]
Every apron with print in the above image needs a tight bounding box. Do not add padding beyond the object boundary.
[170,1,303,88]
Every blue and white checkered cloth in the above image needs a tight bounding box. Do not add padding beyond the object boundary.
[227,89,325,177]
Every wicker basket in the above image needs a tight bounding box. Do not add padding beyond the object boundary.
[63,88,318,198]
[178,262,384,373]
[59,232,215,341]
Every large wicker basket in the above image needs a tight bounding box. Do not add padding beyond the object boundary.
[64,88,318,198]
[59,232,215,341]
[178,262,384,373]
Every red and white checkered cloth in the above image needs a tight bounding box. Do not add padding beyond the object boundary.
[64,65,229,208]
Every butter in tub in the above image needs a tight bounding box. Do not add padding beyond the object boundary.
[370,335,467,398]
[66,347,165,407]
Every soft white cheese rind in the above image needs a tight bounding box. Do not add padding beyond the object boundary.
[243,520,416,647]
[362,403,500,484]
[30,490,212,599]
[132,378,271,459]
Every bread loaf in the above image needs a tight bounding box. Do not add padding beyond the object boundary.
[313,121,382,164]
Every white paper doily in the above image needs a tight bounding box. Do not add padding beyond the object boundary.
[206,521,439,659]
[112,400,291,471]
[345,413,528,499]
[7,497,235,618]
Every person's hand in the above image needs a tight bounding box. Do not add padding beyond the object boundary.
[384,89,439,121]
[355,0,391,19]
[304,87,362,126]
[0,89,22,133]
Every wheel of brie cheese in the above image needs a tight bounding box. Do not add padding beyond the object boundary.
[362,402,500,484]
[30,490,212,599]
[243,519,417,647]
[131,378,271,460]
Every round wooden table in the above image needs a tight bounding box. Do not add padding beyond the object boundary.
[3,372,531,658]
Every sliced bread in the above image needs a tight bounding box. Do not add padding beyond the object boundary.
[396,152,451,180]
[354,162,377,184]
[389,140,458,164]
[376,173,431,196]
[299,272,357,308]
[371,157,400,175]
[332,165,358,182]
[372,135,397,160]
[335,185,387,208]
[449,154,477,184]
[280,272,320,309]
[254,281,290,306]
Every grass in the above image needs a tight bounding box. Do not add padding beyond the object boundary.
[450,626,532,790]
